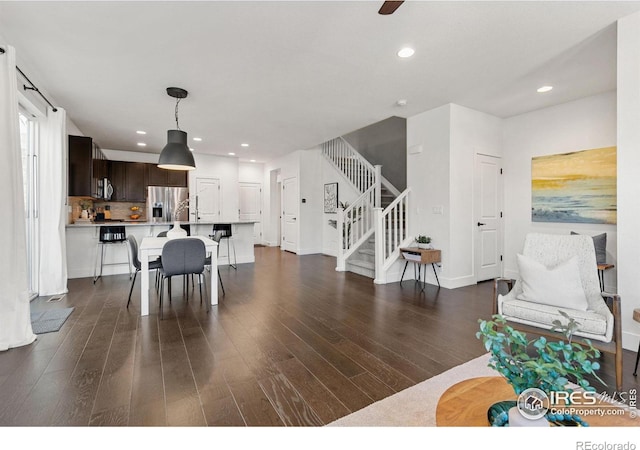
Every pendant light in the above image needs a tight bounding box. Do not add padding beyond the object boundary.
[158,87,196,171]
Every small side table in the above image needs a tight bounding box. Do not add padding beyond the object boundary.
[399,247,441,289]
[597,263,614,292]
[633,308,640,377]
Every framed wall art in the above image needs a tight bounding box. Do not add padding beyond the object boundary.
[324,182,338,214]
[531,146,616,224]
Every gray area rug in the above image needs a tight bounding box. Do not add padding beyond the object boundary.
[327,353,496,426]
[30,307,74,334]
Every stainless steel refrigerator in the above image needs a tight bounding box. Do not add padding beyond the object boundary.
[147,186,189,223]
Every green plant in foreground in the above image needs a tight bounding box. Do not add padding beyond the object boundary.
[416,235,431,244]
[476,313,605,395]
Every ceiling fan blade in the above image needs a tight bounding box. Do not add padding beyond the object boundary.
[378,1,404,15]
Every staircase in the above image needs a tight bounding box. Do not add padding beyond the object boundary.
[321,137,412,282]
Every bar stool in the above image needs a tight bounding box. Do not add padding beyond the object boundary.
[210,223,236,269]
[633,308,640,376]
[93,225,131,283]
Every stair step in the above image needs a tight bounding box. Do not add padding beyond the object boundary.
[347,259,375,270]
[358,249,375,256]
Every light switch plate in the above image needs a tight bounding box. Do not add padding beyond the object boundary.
[432,206,443,215]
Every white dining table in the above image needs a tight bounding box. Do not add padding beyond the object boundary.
[139,236,218,316]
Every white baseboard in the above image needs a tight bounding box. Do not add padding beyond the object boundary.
[622,331,640,352]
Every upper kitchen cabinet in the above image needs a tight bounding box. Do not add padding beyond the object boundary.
[166,169,188,187]
[108,161,147,202]
[68,135,106,197]
[146,164,188,187]
[125,162,147,201]
[109,161,127,201]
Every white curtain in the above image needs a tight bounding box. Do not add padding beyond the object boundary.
[38,106,68,295]
[0,45,36,351]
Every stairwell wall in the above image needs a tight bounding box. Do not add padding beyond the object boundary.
[321,155,361,257]
[406,103,502,288]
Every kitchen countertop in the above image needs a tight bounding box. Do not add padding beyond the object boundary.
[66,220,256,228]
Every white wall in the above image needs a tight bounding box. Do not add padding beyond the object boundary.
[263,150,300,248]
[407,103,502,288]
[239,161,265,183]
[502,91,617,291]
[102,148,159,164]
[299,149,323,255]
[449,104,503,286]
[189,153,239,222]
[617,12,640,352]
[321,154,360,257]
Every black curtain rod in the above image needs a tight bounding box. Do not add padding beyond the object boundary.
[0,47,58,112]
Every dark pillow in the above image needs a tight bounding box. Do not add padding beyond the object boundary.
[571,231,607,265]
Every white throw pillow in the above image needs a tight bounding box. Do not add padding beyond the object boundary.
[516,253,589,311]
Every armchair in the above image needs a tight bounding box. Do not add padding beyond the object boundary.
[493,233,623,392]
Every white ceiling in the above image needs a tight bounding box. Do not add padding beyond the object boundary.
[1,1,639,163]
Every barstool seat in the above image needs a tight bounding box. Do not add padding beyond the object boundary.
[633,308,640,376]
[94,225,131,283]
[210,223,236,269]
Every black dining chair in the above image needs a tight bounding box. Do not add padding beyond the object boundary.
[125,235,163,309]
[158,238,208,319]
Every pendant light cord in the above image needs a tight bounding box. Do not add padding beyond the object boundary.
[175,97,182,131]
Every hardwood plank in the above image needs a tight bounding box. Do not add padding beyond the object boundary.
[258,373,323,426]
[275,357,349,424]
[228,378,285,426]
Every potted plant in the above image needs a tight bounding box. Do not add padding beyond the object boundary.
[79,199,92,219]
[415,235,432,249]
[476,312,605,426]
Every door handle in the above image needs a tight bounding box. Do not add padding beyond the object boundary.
[477,222,486,227]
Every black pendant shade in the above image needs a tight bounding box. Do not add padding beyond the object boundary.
[158,87,195,171]
[158,130,195,170]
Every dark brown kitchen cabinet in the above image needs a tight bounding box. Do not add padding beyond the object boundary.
[108,161,147,202]
[68,135,106,197]
[125,163,147,201]
[146,164,188,187]
[147,164,167,186]
[166,169,188,187]
[109,161,127,201]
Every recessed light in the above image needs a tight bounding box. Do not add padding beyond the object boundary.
[189,148,195,152]
[228,152,236,156]
[193,137,202,142]
[537,85,553,93]
[397,47,415,58]
[136,130,146,135]
[250,159,256,162]
[241,143,249,147]
[137,142,146,147]
[396,99,407,107]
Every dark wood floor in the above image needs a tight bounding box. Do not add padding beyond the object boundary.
[0,247,637,426]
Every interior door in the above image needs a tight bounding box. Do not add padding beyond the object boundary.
[239,182,262,244]
[282,177,298,253]
[474,154,502,282]
[195,177,220,223]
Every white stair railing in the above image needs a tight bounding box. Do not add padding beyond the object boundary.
[374,188,412,283]
[322,137,377,195]
[336,185,376,271]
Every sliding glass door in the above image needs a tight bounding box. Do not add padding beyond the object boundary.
[19,111,39,300]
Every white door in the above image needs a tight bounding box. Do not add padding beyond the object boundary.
[474,154,502,282]
[239,182,262,244]
[195,177,220,223]
[282,177,298,253]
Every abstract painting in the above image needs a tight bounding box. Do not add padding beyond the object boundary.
[531,146,616,224]
[324,182,338,214]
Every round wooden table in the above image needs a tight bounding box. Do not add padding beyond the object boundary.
[436,377,639,427]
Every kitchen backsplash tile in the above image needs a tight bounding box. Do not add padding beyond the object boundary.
[67,197,145,223]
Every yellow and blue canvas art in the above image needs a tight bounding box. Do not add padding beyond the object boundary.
[531,147,616,224]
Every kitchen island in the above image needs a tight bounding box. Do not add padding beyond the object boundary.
[65,221,256,279]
